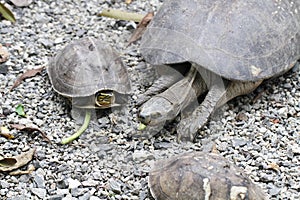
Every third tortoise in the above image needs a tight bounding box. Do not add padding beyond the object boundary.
[138,0,300,141]
[149,151,267,200]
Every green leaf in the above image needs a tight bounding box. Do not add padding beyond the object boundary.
[138,123,147,131]
[16,104,26,117]
[0,3,16,23]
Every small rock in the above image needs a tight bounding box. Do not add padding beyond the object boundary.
[67,178,81,189]
[269,186,281,196]
[81,179,98,187]
[78,193,91,200]
[132,150,154,163]
[153,141,172,150]
[259,127,268,133]
[54,38,64,44]
[46,194,64,200]
[232,138,247,147]
[109,179,122,194]
[76,29,86,37]
[7,195,28,200]
[33,174,46,188]
[31,188,46,199]
[39,39,53,48]
[235,112,248,121]
[57,179,69,189]
[89,196,101,200]
[71,188,88,197]
[292,145,300,154]
[0,180,9,188]
[56,189,70,196]
[0,65,8,75]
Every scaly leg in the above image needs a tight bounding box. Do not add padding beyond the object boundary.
[136,63,190,105]
[137,66,207,138]
[177,76,262,142]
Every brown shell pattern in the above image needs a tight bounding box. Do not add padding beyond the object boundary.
[140,0,300,81]
[48,37,131,98]
[149,152,267,200]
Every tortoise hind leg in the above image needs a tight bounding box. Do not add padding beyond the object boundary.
[177,78,262,142]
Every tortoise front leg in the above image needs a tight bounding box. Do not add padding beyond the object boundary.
[177,79,262,142]
[136,63,191,106]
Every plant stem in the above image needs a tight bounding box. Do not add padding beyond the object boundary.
[61,110,91,144]
[99,9,144,22]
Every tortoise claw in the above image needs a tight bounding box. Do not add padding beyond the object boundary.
[176,118,198,142]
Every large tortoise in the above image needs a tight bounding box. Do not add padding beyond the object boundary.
[149,151,267,200]
[47,37,131,143]
[138,0,300,142]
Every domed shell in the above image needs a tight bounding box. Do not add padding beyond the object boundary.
[140,0,300,81]
[149,152,267,200]
[48,37,131,98]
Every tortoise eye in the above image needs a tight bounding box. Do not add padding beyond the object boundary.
[88,44,95,51]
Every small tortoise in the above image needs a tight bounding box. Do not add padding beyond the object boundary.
[48,37,131,109]
[47,37,131,143]
[138,0,300,142]
[149,152,267,200]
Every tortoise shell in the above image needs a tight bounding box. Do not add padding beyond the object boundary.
[140,0,300,81]
[149,152,267,200]
[48,37,131,98]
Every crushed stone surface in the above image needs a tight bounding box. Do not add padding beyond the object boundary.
[0,0,299,199]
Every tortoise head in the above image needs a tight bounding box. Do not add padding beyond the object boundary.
[138,96,177,126]
[95,90,115,108]
[70,90,118,109]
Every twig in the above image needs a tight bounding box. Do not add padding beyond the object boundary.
[99,9,144,22]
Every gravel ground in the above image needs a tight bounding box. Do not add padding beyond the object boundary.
[0,0,299,199]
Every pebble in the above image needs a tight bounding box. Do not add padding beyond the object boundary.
[0,180,9,188]
[269,185,281,196]
[67,178,81,189]
[33,173,46,188]
[132,150,155,163]
[56,189,70,196]
[109,179,122,194]
[46,194,64,200]
[232,138,247,147]
[31,188,46,199]
[81,179,98,187]
[89,196,101,200]
[78,193,91,200]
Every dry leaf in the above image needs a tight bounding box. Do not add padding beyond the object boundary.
[0,148,36,172]
[9,0,33,7]
[270,118,280,124]
[211,143,219,154]
[235,112,248,121]
[9,164,35,175]
[127,12,154,46]
[10,66,45,91]
[125,0,132,4]
[10,124,51,143]
[0,126,14,139]
[267,162,280,172]
[0,44,9,63]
